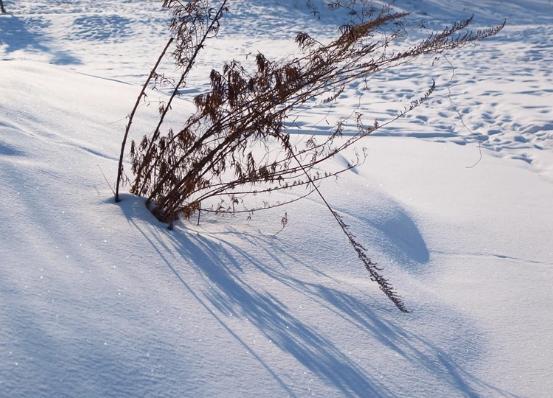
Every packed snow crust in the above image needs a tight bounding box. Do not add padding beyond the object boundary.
[1,1,552,397]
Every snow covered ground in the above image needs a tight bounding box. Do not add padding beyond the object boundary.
[1,1,552,397]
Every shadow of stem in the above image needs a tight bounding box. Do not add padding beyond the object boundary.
[117,196,521,398]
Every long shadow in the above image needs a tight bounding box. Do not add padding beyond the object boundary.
[176,234,390,397]
[0,190,189,397]
[0,15,80,64]
[181,231,518,398]
[115,196,300,397]
[118,196,521,397]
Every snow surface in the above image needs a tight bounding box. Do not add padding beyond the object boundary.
[1,1,553,397]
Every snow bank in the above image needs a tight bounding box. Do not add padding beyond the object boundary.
[1,1,553,397]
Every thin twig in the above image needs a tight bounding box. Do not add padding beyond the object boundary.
[443,55,484,168]
[281,138,409,312]
[97,164,116,196]
[115,37,174,202]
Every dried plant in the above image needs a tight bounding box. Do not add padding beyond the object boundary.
[118,0,504,311]
[116,0,229,201]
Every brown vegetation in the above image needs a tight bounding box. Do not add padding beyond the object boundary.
[116,0,503,311]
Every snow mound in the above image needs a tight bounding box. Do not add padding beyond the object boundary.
[1,59,552,397]
[1,1,553,397]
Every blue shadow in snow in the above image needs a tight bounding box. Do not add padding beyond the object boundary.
[0,141,25,156]
[0,15,80,65]
[370,209,430,264]
[335,201,430,266]
[115,195,521,398]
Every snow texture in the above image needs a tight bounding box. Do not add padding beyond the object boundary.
[1,1,552,397]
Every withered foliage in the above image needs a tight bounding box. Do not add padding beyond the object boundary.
[116,0,229,201]
[118,0,503,311]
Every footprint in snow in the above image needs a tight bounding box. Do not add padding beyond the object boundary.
[71,15,133,42]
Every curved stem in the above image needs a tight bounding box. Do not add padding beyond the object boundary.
[115,37,174,202]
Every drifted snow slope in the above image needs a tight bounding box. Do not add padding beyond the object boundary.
[1,1,553,397]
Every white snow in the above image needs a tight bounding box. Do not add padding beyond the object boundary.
[1,1,552,397]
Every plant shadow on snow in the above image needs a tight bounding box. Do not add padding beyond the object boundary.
[116,195,520,398]
[0,15,80,65]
